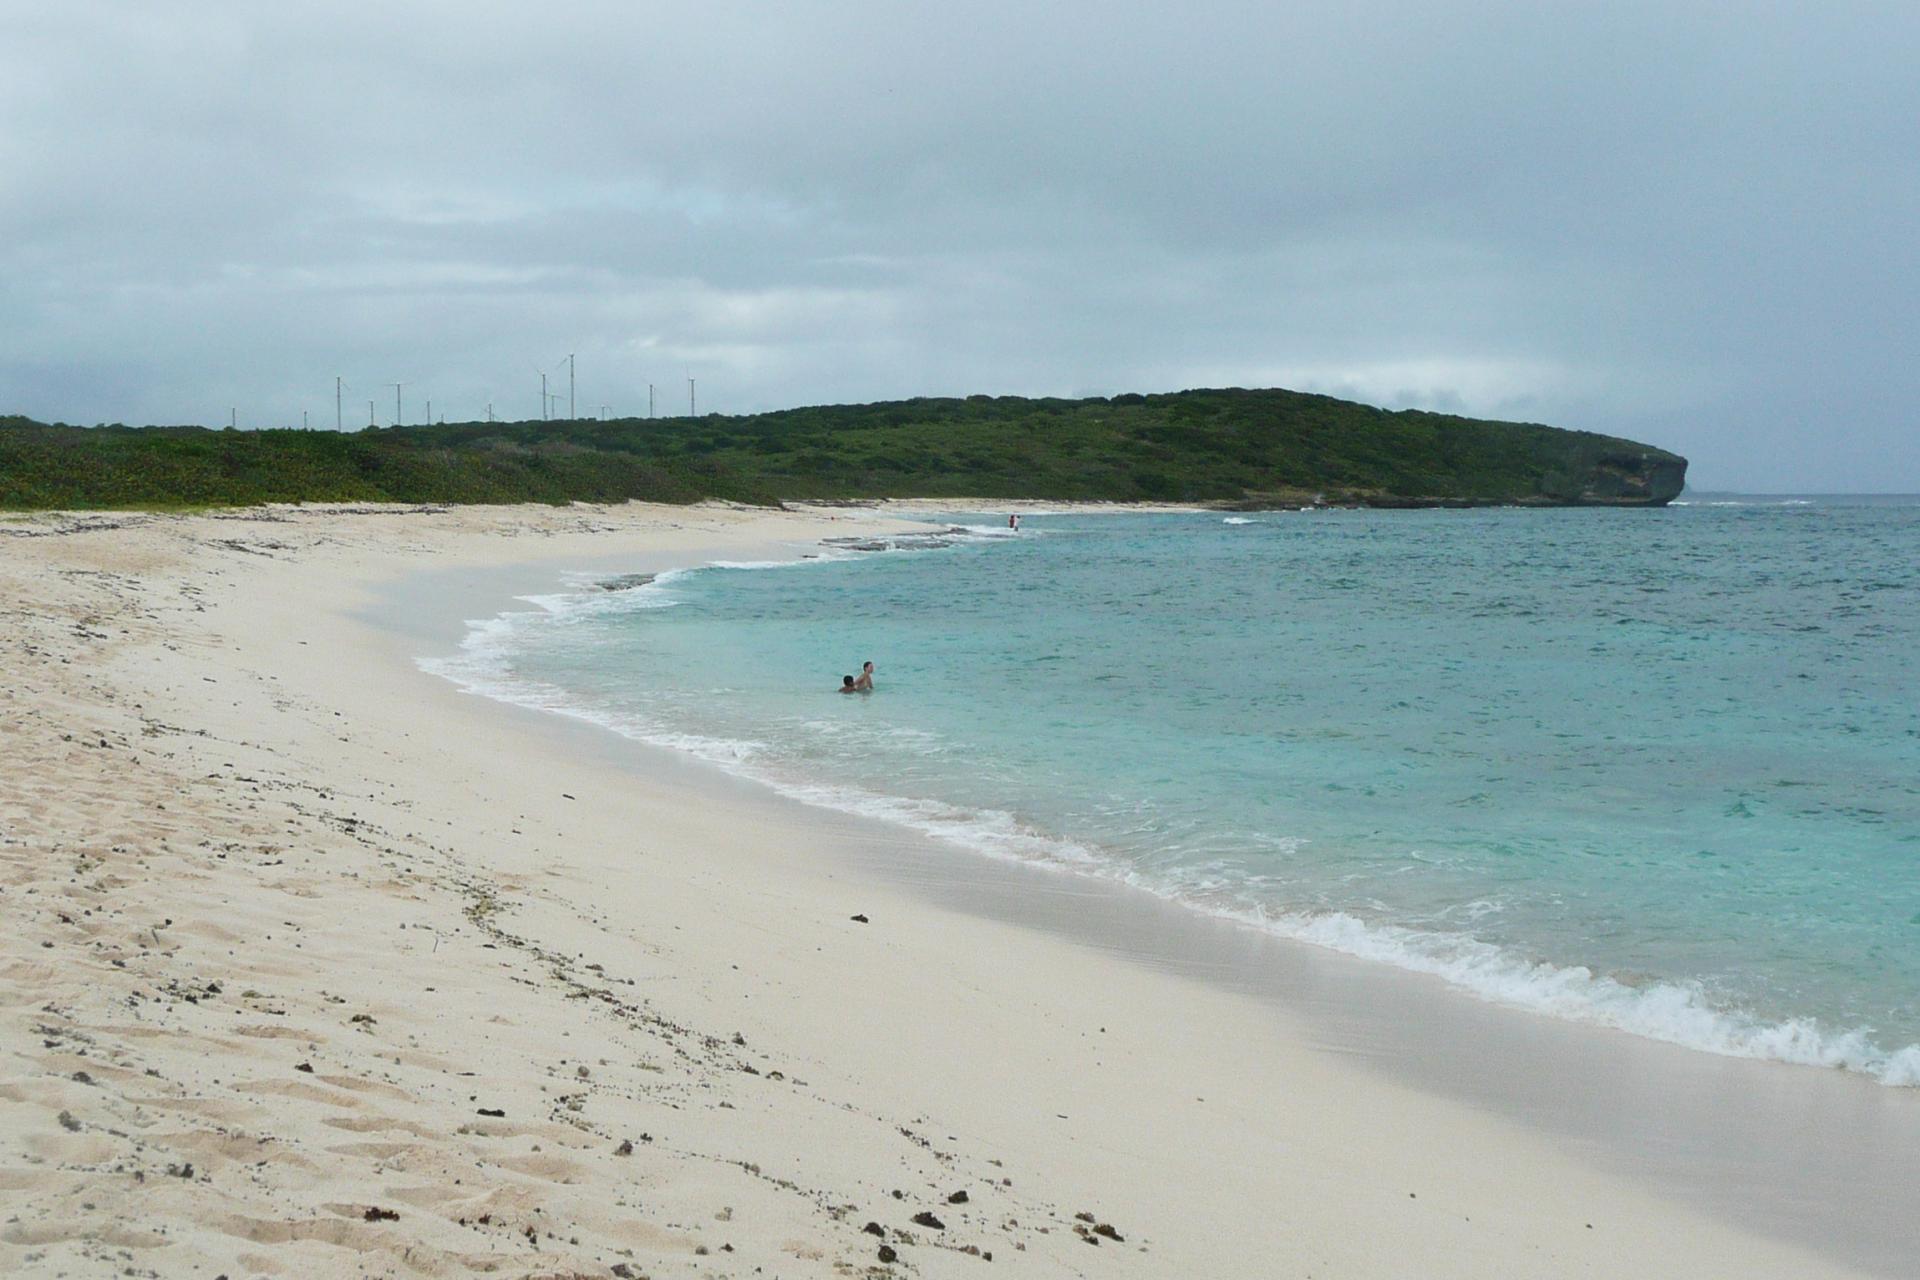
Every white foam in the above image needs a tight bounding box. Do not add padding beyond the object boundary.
[948,523,1025,539]
[1674,498,1819,509]
[709,557,830,570]
[1233,908,1920,1085]
[1031,859,1920,1086]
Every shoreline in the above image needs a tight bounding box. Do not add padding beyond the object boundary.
[1,500,1906,1278]
[401,503,1920,1272]
[421,516,1920,1089]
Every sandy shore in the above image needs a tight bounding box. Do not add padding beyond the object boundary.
[0,501,1886,1278]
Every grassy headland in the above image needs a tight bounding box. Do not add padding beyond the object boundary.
[0,388,1686,510]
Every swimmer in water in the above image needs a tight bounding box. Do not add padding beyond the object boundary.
[852,660,875,692]
[838,675,858,694]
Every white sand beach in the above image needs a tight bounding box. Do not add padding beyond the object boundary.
[0,501,1889,1278]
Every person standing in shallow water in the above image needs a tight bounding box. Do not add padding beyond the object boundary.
[852,661,874,692]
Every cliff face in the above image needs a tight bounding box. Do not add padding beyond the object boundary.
[1569,450,1689,506]
[1329,446,1688,509]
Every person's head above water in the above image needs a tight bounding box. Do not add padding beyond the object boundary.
[863,661,874,672]
[842,675,855,689]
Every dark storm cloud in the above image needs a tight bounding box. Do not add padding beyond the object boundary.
[2,1,1914,488]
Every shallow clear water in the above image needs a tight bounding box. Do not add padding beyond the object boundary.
[429,498,1920,1083]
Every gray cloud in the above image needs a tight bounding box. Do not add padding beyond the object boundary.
[2,1,1914,488]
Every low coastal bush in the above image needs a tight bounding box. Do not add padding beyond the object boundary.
[0,389,1686,510]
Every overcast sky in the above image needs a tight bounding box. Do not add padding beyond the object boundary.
[2,2,1914,490]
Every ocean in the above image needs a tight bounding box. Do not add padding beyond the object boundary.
[426,497,1920,1085]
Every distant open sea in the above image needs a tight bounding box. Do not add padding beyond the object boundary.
[427,496,1920,1085]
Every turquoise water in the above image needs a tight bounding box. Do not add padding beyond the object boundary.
[430,499,1920,1084]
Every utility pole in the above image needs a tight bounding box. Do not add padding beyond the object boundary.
[487,402,494,423]
[386,383,404,426]
[336,376,343,431]
[688,377,695,417]
[568,353,575,420]
[648,383,654,418]
[426,398,432,426]
[540,372,547,421]
[303,410,309,431]
[229,408,236,429]
[369,400,376,427]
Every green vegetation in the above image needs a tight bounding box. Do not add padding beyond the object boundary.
[0,389,1686,511]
